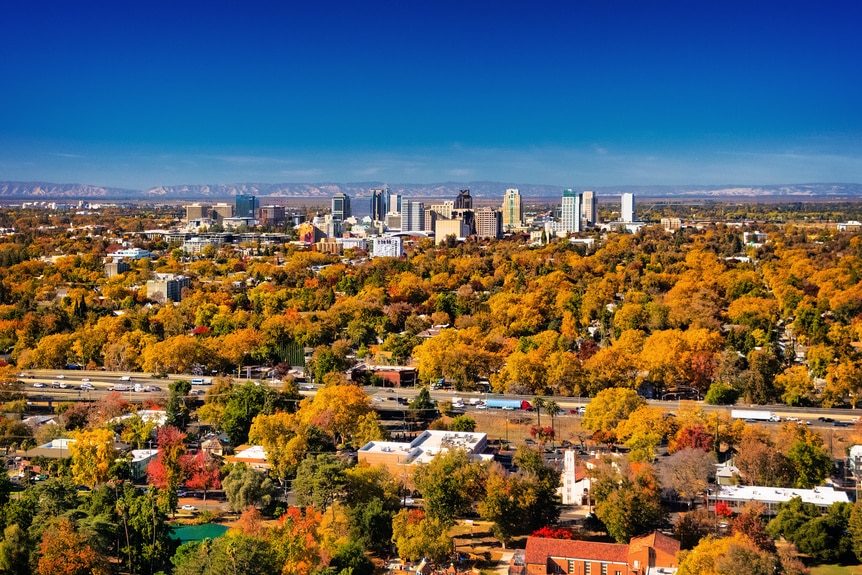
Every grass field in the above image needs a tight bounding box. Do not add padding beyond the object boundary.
[811,565,862,575]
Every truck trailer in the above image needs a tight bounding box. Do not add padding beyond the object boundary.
[485,398,533,410]
[731,409,780,422]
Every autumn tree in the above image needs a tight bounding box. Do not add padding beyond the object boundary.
[660,448,716,503]
[297,383,374,447]
[182,450,221,503]
[615,405,676,462]
[36,518,110,575]
[391,509,454,563]
[147,425,187,513]
[582,387,646,434]
[69,427,117,488]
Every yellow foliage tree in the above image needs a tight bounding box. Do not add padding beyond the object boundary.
[69,427,117,488]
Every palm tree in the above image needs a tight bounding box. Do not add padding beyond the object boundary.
[532,396,546,427]
[543,399,562,448]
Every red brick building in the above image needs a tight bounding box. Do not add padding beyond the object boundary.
[513,532,679,575]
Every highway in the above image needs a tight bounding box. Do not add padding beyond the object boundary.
[14,369,862,429]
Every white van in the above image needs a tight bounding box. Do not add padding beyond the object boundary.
[119,375,132,382]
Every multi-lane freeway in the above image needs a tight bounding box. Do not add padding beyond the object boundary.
[14,369,862,428]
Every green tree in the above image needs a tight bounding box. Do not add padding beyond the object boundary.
[786,439,833,488]
[222,382,278,445]
[704,382,738,405]
[408,387,437,421]
[449,415,477,432]
[165,379,192,429]
[172,533,278,575]
[293,454,348,512]
[0,524,30,575]
[590,458,665,543]
[222,464,277,512]
[412,449,488,525]
[768,498,851,563]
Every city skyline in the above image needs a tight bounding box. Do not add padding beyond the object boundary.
[1,2,861,190]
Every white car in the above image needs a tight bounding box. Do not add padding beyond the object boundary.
[33,382,46,388]
[81,382,95,390]
[181,504,196,511]
[81,378,91,383]
[56,375,65,379]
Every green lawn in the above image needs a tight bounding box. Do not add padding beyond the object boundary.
[811,565,862,575]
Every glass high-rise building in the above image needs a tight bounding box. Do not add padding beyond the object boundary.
[454,189,473,209]
[332,192,352,222]
[370,187,388,221]
[235,194,258,218]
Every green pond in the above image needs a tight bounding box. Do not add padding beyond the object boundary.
[171,523,230,543]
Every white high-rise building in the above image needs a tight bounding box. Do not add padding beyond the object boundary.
[502,188,523,230]
[582,190,597,226]
[621,193,635,223]
[561,189,582,233]
[372,236,404,258]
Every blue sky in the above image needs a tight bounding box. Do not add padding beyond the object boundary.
[1,1,860,189]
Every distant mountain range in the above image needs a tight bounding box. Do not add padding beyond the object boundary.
[1,181,861,201]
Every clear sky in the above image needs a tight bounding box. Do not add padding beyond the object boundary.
[1,1,860,190]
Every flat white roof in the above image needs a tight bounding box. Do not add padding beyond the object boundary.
[711,484,849,507]
[131,449,159,462]
[359,430,487,465]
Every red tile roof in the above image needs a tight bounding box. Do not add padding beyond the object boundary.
[525,537,629,565]
[629,531,680,558]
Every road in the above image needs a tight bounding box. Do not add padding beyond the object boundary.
[15,368,862,428]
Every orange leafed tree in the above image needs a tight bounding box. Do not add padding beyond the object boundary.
[36,518,110,575]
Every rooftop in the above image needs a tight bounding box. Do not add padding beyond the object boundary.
[710,484,849,506]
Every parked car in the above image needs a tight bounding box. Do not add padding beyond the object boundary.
[180,504,196,511]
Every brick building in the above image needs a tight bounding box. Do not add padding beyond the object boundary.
[513,533,679,575]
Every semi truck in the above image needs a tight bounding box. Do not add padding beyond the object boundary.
[731,409,780,422]
[485,398,533,410]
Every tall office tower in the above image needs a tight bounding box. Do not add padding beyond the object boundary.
[454,189,473,209]
[502,188,523,230]
[235,194,258,218]
[621,193,635,223]
[211,203,234,221]
[475,207,503,239]
[429,200,454,219]
[424,209,438,233]
[387,192,402,215]
[331,192,352,223]
[581,190,597,226]
[402,201,425,232]
[185,203,211,222]
[259,206,286,226]
[370,188,388,221]
[561,189,582,233]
